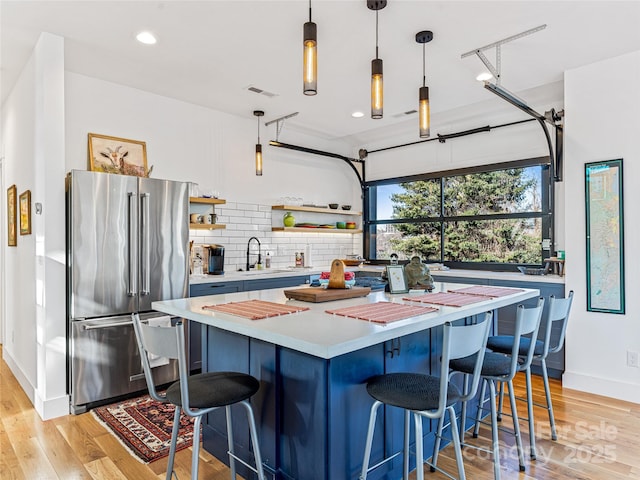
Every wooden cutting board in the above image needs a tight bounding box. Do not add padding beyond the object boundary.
[283,287,371,303]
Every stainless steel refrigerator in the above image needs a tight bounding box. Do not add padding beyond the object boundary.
[66,170,189,413]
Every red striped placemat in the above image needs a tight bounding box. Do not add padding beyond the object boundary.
[448,286,525,298]
[325,302,438,324]
[202,300,309,320]
[403,292,489,307]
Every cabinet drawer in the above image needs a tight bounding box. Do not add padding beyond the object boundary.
[243,275,309,292]
[190,282,243,296]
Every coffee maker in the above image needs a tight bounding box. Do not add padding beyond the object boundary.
[205,244,225,275]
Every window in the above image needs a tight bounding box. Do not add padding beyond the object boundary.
[364,157,552,270]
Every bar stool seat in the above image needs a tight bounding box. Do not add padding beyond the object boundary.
[450,351,513,377]
[486,336,544,357]
[366,373,462,412]
[166,371,259,408]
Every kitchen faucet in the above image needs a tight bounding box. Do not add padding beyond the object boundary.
[246,237,261,271]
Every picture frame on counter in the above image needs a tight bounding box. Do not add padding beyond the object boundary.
[7,184,16,246]
[386,265,408,294]
[19,189,32,235]
[88,133,150,177]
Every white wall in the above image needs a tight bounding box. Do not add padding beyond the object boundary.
[1,33,68,418]
[65,73,361,207]
[2,46,38,397]
[563,50,640,403]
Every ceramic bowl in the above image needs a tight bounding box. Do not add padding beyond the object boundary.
[329,203,339,209]
[346,222,356,229]
[341,205,352,210]
[336,222,346,229]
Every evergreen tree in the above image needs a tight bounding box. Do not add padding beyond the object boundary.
[388,169,541,263]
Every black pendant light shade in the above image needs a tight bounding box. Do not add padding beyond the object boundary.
[416,30,433,138]
[254,110,264,176]
[371,58,383,119]
[419,86,430,138]
[303,10,317,95]
[368,0,386,119]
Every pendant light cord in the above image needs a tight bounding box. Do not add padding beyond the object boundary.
[309,0,312,22]
[375,10,379,59]
[257,117,261,143]
[422,43,426,87]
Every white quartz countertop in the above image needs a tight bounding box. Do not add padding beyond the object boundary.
[153,282,540,359]
[190,265,564,285]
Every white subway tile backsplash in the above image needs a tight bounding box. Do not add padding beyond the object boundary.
[228,216,252,224]
[190,202,363,272]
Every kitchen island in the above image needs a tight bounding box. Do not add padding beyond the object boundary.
[153,283,539,480]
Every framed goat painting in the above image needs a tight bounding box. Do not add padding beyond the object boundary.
[88,133,150,177]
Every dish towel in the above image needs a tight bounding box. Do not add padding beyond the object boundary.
[146,316,171,368]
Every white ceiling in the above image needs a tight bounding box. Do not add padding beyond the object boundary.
[2,1,640,141]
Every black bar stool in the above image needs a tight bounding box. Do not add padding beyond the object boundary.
[439,298,544,479]
[132,313,265,480]
[360,313,492,480]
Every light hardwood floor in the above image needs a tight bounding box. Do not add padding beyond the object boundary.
[2,345,639,479]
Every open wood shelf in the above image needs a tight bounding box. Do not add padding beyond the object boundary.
[190,223,226,230]
[190,197,226,205]
[271,227,362,234]
[271,205,361,216]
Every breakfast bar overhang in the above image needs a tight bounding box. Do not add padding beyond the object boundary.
[153,283,539,479]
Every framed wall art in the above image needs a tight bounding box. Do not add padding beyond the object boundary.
[386,265,408,294]
[585,159,625,314]
[19,190,31,235]
[7,185,16,246]
[88,133,149,177]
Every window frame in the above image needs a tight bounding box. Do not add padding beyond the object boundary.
[363,156,553,271]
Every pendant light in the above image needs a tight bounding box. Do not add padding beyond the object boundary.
[303,0,317,95]
[416,30,433,138]
[254,110,264,176]
[367,0,386,119]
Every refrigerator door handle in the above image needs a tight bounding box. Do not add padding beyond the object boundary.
[127,192,137,297]
[140,192,151,296]
[83,319,133,330]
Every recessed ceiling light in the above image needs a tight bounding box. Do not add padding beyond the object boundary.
[351,111,364,118]
[136,31,157,45]
[476,72,493,82]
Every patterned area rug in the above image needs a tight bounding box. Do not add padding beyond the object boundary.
[92,393,197,463]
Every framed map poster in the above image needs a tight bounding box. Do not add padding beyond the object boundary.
[585,159,625,314]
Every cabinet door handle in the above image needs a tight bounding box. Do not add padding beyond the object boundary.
[386,338,401,358]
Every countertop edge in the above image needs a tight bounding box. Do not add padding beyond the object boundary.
[190,266,565,285]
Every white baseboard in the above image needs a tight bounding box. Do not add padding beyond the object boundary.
[4,349,70,420]
[3,350,35,404]
[563,371,640,404]
[34,391,70,420]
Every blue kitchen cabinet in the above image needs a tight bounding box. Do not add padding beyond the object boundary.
[243,275,309,291]
[190,281,243,296]
[200,318,489,479]
[188,281,244,371]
